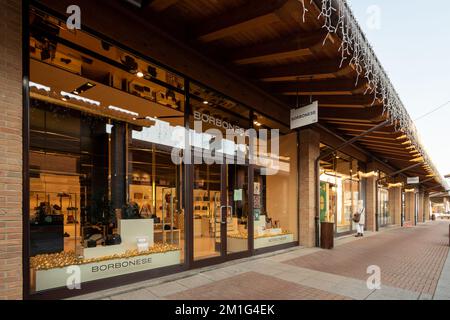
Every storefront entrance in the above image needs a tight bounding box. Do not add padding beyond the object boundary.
[192,162,251,265]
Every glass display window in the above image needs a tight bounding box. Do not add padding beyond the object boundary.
[251,113,298,249]
[28,10,186,293]
[320,147,362,235]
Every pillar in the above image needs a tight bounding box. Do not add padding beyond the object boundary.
[299,128,320,248]
[365,163,377,232]
[404,191,415,226]
[0,0,23,300]
[388,186,402,226]
[423,192,430,221]
[418,191,425,223]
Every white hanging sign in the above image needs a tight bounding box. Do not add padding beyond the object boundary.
[407,177,420,185]
[290,101,318,130]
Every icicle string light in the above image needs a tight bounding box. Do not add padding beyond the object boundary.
[303,0,445,188]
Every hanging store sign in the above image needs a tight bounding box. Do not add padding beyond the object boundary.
[290,101,318,130]
[407,177,420,185]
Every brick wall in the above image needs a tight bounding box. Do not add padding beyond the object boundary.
[0,0,23,300]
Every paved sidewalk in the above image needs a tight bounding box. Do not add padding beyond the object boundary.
[71,221,450,300]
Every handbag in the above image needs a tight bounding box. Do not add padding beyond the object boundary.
[353,213,361,223]
[105,234,122,246]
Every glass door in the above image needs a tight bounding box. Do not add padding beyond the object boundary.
[192,162,250,262]
[224,163,249,255]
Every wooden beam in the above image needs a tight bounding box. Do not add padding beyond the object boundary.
[256,59,353,82]
[314,95,382,107]
[360,144,409,153]
[357,138,406,147]
[273,78,367,96]
[346,133,401,141]
[148,0,178,12]
[229,30,328,65]
[319,106,384,122]
[335,128,393,135]
[196,0,288,42]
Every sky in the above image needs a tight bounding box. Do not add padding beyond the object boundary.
[344,0,450,177]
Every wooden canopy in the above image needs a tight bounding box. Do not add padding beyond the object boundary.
[35,0,446,192]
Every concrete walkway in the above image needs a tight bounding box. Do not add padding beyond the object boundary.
[70,221,450,300]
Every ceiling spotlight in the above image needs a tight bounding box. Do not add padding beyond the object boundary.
[136,71,144,78]
[253,121,261,127]
[203,101,209,105]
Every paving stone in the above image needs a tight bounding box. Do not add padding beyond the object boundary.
[272,270,315,284]
[176,274,213,289]
[166,272,351,300]
[285,221,450,296]
[147,281,189,297]
[200,269,235,281]
[110,288,160,300]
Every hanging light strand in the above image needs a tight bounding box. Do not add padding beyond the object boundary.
[300,0,445,188]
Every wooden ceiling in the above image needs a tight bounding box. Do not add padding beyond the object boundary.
[117,0,443,191]
[36,0,444,191]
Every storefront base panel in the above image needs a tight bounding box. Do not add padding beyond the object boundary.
[33,250,181,292]
[227,234,294,252]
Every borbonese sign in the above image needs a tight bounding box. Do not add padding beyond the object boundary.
[290,101,318,130]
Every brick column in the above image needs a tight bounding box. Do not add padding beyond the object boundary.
[388,186,402,226]
[365,164,377,232]
[404,192,415,225]
[418,191,425,223]
[0,1,23,300]
[299,128,319,248]
[423,192,430,221]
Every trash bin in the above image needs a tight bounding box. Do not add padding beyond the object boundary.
[321,222,334,250]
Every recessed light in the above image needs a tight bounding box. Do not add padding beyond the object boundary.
[203,101,209,105]
[136,71,144,78]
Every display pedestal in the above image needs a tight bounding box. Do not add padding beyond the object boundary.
[119,219,154,250]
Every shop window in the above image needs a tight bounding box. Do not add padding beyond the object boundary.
[252,114,298,249]
[377,172,391,227]
[320,147,362,235]
[28,10,185,293]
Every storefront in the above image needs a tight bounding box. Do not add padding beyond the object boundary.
[25,6,299,296]
[0,0,447,300]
